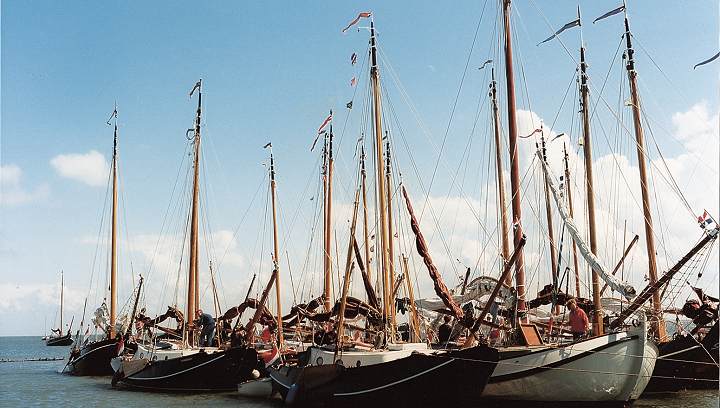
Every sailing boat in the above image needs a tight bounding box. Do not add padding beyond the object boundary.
[269,15,498,407]
[65,104,138,375]
[110,80,259,391]
[47,272,74,347]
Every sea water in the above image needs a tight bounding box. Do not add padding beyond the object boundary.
[0,336,717,407]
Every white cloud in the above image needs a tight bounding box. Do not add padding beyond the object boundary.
[0,164,51,206]
[50,150,110,186]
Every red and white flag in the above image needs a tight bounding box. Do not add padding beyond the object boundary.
[117,336,125,356]
[343,12,372,34]
[351,77,356,86]
[317,115,332,135]
[262,345,281,368]
[189,81,201,98]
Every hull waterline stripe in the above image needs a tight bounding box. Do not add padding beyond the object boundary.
[127,354,225,381]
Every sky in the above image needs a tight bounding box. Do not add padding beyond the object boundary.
[1,1,718,337]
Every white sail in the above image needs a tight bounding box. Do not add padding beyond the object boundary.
[537,150,636,300]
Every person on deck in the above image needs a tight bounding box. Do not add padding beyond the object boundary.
[563,298,589,341]
[438,315,452,344]
[195,310,216,347]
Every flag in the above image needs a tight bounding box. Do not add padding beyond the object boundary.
[117,336,125,356]
[479,59,493,70]
[106,109,117,126]
[551,133,565,142]
[189,81,201,98]
[82,326,90,346]
[370,245,375,252]
[698,210,715,229]
[538,19,580,46]
[343,12,372,34]
[347,100,353,109]
[394,232,398,238]
[593,5,625,24]
[694,52,720,69]
[512,217,520,231]
[263,142,272,149]
[354,331,361,341]
[318,115,332,135]
[643,274,649,281]
[262,345,281,368]
[520,128,542,138]
[351,52,357,65]
[351,77,356,86]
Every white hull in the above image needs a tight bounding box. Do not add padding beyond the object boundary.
[482,313,657,402]
[238,377,277,398]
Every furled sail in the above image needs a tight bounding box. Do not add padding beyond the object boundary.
[537,150,636,300]
[402,185,465,318]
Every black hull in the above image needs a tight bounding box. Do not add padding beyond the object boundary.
[68,338,120,376]
[644,321,719,392]
[270,344,499,407]
[46,334,73,347]
[118,346,259,392]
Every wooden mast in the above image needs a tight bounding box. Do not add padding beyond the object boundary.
[579,43,604,335]
[623,14,666,339]
[490,68,511,285]
[269,146,284,346]
[110,102,118,338]
[503,0,526,314]
[540,135,559,314]
[361,144,372,286]
[385,138,397,327]
[335,188,361,362]
[563,145,582,297]
[60,271,65,336]
[323,110,334,313]
[370,18,392,334]
[188,79,202,341]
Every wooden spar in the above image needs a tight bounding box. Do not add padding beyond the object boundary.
[370,20,392,332]
[540,136,559,314]
[125,276,144,337]
[503,0,526,314]
[269,147,284,346]
[188,79,202,338]
[610,228,718,329]
[401,256,421,342]
[110,102,118,338]
[245,269,278,343]
[385,138,397,327]
[462,234,527,348]
[579,45,604,335]
[61,272,65,335]
[600,234,639,296]
[233,274,256,330]
[490,69,511,285]
[334,189,361,363]
[623,15,666,339]
[361,144,372,287]
[323,111,334,313]
[563,144,582,297]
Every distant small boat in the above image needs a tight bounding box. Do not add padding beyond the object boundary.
[47,272,74,347]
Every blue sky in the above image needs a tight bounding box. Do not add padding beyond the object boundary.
[2,1,718,336]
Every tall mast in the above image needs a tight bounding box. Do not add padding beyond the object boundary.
[503,0,526,314]
[269,146,284,346]
[385,138,397,326]
[563,145,582,297]
[540,135,559,315]
[188,79,202,335]
[323,110,334,313]
[623,15,666,338]
[579,43,603,335]
[110,102,118,338]
[60,271,64,335]
[490,68,511,284]
[361,144,372,286]
[370,19,392,332]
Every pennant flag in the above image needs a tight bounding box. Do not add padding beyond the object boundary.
[263,142,272,149]
[347,100,353,109]
[694,52,720,69]
[643,273,649,281]
[520,128,542,138]
[117,336,125,356]
[82,326,90,346]
[351,52,357,65]
[106,109,117,126]
[262,345,281,368]
[394,232,398,238]
[512,217,520,231]
[551,133,565,142]
[318,115,332,135]
[311,134,320,152]
[189,81,201,98]
[479,59,493,70]
[351,77,356,86]
[370,245,375,252]
[593,5,625,24]
[698,210,715,229]
[538,19,581,46]
[354,330,361,341]
[343,12,372,34]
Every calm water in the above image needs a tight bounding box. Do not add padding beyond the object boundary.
[0,336,717,407]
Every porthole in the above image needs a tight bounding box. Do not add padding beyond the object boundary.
[356,361,362,368]
[316,356,324,366]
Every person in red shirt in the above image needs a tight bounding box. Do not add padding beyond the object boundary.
[563,298,589,341]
